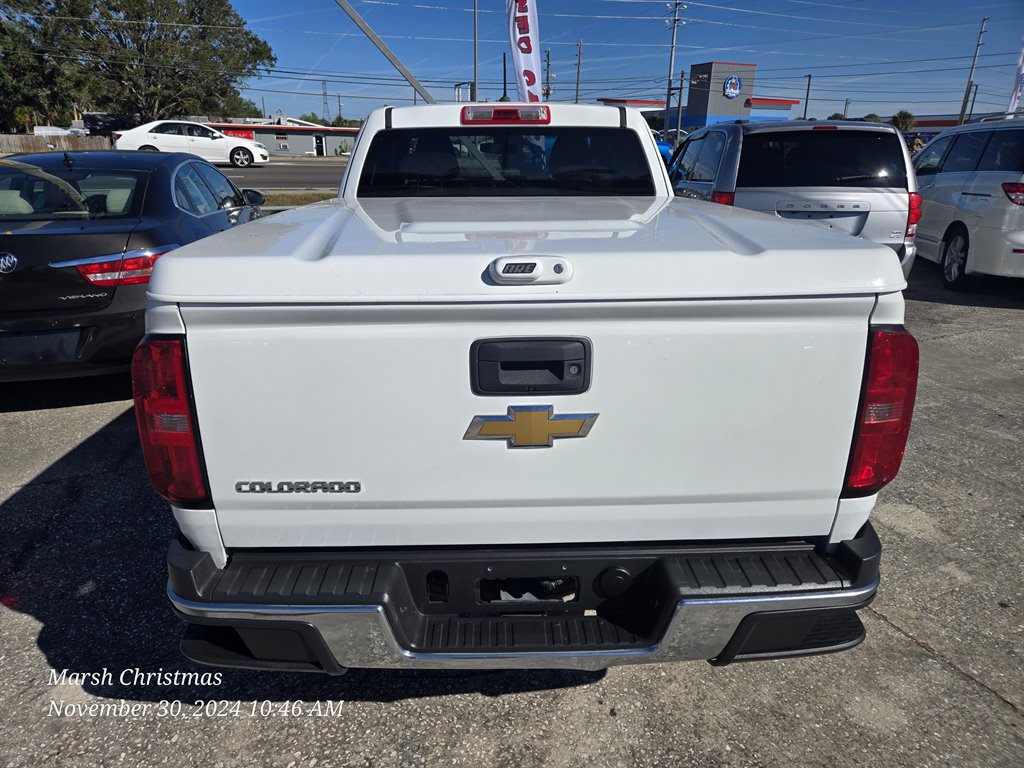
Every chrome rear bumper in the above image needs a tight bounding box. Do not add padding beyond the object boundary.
[169,578,878,672]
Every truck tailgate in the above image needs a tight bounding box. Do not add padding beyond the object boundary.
[182,296,872,548]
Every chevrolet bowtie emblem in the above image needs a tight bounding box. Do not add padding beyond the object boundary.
[463,405,598,448]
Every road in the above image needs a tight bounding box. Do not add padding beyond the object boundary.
[222,158,346,192]
[0,261,1021,767]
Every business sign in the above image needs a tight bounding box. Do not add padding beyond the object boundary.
[222,128,255,141]
[507,0,542,102]
[723,75,742,100]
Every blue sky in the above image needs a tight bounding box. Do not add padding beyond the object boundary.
[231,0,1024,121]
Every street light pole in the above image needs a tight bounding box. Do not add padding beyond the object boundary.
[802,75,811,119]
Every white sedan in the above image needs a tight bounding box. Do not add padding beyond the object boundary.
[113,120,270,167]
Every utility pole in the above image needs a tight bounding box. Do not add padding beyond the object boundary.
[663,1,684,135]
[472,0,479,101]
[499,53,511,102]
[843,97,852,118]
[958,16,989,124]
[333,0,436,103]
[967,82,980,121]
[543,48,552,102]
[322,81,330,121]
[674,68,685,147]
[802,75,811,119]
[261,97,266,119]
[575,41,583,104]
[336,94,343,121]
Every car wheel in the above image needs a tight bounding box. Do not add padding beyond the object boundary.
[940,228,971,291]
[231,148,253,168]
[138,145,159,152]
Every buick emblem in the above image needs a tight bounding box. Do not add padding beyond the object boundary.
[0,252,16,274]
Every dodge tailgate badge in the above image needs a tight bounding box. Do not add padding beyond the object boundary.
[464,405,598,448]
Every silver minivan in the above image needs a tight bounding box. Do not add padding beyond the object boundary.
[669,120,920,278]
[912,117,1024,290]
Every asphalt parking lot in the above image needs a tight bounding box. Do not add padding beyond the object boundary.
[1,261,1021,768]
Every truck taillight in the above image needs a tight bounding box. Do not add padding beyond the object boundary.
[906,192,922,236]
[843,327,919,498]
[113,132,122,142]
[710,191,735,206]
[132,337,211,508]
[460,105,551,124]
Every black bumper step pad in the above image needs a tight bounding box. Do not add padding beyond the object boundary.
[170,526,880,658]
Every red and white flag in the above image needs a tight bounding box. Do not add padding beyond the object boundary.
[1009,41,1024,115]
[507,1,542,102]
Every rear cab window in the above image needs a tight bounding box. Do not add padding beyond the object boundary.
[358,127,655,197]
[737,129,908,189]
[0,161,145,220]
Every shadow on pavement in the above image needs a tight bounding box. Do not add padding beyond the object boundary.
[0,412,603,704]
[0,373,133,413]
[905,259,1024,310]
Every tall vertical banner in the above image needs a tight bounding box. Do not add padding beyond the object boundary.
[1009,41,1024,115]
[507,1,542,102]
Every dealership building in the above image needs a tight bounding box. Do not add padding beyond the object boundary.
[601,61,800,133]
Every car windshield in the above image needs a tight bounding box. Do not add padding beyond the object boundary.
[737,130,908,189]
[358,127,655,197]
[0,160,145,220]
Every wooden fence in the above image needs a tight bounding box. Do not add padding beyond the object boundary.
[0,135,111,154]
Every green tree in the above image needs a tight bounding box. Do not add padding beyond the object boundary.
[218,92,262,119]
[891,110,915,132]
[827,112,845,120]
[863,113,881,123]
[297,112,325,125]
[2,1,276,125]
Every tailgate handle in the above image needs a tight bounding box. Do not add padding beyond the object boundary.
[471,338,591,396]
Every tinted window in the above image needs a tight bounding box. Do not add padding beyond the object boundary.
[0,162,144,220]
[913,135,954,176]
[359,127,655,197]
[175,164,220,215]
[174,177,198,214]
[185,124,218,139]
[192,163,241,208]
[976,130,1024,173]
[151,123,183,136]
[691,131,725,183]
[673,137,704,182]
[737,130,908,189]
[940,131,990,173]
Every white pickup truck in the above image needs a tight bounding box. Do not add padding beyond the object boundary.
[133,104,919,674]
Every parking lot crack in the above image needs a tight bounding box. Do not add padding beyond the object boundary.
[866,606,1023,717]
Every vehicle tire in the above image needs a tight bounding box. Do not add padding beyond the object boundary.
[138,145,159,152]
[230,147,253,168]
[940,227,971,291]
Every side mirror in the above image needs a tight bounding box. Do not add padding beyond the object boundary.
[210,134,224,140]
[242,189,265,206]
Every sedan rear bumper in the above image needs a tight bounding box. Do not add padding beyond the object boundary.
[168,524,882,673]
